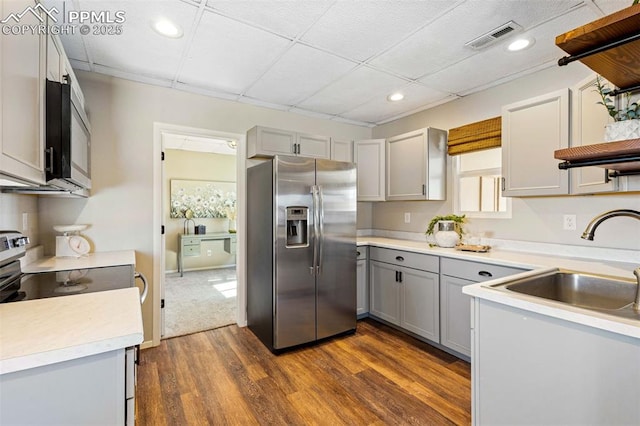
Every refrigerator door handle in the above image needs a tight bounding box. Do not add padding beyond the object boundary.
[317,185,324,275]
[311,185,319,275]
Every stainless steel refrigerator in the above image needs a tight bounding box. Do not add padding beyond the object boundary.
[247,155,357,351]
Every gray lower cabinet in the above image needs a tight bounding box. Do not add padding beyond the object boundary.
[440,257,525,358]
[440,274,476,357]
[369,247,440,342]
[1,347,136,425]
[472,299,640,425]
[356,247,369,317]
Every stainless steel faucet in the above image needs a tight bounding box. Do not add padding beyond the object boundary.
[581,209,640,311]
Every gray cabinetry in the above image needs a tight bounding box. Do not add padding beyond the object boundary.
[472,299,640,425]
[247,126,330,159]
[356,247,369,317]
[386,128,446,201]
[501,89,570,197]
[330,138,353,162]
[354,139,385,201]
[570,74,618,194]
[440,257,525,358]
[0,0,46,185]
[0,348,136,425]
[369,247,440,342]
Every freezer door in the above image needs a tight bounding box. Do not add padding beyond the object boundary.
[315,159,357,339]
[274,156,317,349]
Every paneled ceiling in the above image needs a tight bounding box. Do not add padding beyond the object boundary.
[43,0,630,127]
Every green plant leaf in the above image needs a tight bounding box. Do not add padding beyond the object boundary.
[425,214,467,237]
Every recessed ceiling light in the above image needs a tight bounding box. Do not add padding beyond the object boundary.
[152,18,183,38]
[387,92,404,102]
[507,37,535,52]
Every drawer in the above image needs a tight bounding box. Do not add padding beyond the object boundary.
[224,238,236,254]
[183,245,201,256]
[369,247,438,273]
[182,237,201,245]
[356,246,368,260]
[441,257,526,282]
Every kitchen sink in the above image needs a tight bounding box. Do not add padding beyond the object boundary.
[488,270,638,315]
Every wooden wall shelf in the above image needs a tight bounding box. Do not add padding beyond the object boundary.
[555,138,640,174]
[556,4,640,91]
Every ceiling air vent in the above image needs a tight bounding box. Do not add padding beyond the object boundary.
[465,21,523,50]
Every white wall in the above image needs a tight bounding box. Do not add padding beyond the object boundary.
[0,193,39,247]
[38,71,371,343]
[371,63,640,250]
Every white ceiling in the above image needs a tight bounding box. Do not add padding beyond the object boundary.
[44,0,630,127]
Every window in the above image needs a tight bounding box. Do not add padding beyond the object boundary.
[453,148,511,218]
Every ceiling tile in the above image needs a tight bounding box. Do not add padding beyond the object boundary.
[370,0,584,79]
[301,1,457,62]
[72,0,198,81]
[298,66,409,115]
[179,9,291,94]
[205,0,332,38]
[420,6,599,95]
[341,83,452,124]
[593,0,635,15]
[244,43,357,106]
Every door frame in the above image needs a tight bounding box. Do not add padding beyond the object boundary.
[152,122,247,346]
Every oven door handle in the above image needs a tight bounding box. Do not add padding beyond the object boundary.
[134,271,148,304]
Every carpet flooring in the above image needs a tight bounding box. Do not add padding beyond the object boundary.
[163,267,237,338]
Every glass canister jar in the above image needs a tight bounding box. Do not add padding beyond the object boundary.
[434,220,460,248]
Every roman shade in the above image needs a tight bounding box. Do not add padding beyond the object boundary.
[447,116,501,155]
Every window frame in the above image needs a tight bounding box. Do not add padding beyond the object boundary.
[452,150,512,219]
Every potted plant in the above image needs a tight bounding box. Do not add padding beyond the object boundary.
[594,76,640,141]
[425,214,466,247]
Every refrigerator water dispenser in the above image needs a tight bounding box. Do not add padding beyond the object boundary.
[286,207,308,248]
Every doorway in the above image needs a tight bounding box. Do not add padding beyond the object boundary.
[152,123,247,344]
[163,137,237,338]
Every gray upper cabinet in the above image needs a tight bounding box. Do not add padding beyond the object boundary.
[386,128,446,201]
[297,133,330,159]
[0,0,46,185]
[354,139,385,201]
[502,89,570,197]
[330,138,353,162]
[247,126,330,159]
[570,75,617,194]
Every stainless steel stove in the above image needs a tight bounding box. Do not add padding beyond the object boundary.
[0,231,137,303]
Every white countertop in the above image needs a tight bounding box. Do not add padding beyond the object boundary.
[22,250,136,273]
[0,287,143,375]
[358,236,640,339]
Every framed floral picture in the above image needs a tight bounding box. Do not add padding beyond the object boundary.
[170,179,236,219]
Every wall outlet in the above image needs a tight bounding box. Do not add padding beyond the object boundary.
[563,214,577,231]
[404,212,411,224]
[207,249,212,256]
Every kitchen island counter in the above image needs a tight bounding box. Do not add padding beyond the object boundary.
[0,287,143,375]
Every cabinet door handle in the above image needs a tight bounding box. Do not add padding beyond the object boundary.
[501,177,506,191]
[478,270,493,277]
[399,271,403,283]
[422,184,426,196]
[356,251,361,256]
[395,256,404,262]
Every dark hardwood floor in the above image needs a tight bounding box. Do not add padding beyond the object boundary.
[136,319,471,425]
